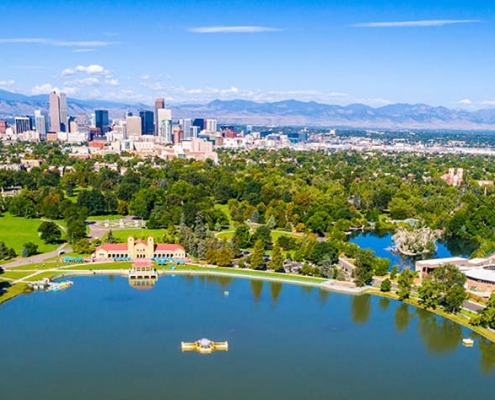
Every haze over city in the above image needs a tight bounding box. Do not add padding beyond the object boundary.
[0,0,493,108]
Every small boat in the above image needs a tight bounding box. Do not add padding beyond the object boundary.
[462,338,474,347]
[181,338,229,354]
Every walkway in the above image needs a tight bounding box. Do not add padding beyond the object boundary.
[2,243,72,268]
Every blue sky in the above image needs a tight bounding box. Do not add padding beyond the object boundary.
[0,0,493,108]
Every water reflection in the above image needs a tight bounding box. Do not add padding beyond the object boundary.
[378,298,390,311]
[478,337,495,374]
[351,294,371,324]
[269,282,283,304]
[250,280,264,301]
[318,289,330,306]
[416,310,462,356]
[394,303,414,333]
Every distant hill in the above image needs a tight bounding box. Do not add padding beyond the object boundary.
[1,89,495,130]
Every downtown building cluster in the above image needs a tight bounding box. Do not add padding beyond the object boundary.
[0,92,221,162]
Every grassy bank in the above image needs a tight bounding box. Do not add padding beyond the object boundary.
[365,288,495,343]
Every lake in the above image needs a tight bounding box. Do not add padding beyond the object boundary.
[0,275,494,400]
[349,231,476,268]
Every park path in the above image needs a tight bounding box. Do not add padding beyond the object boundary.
[3,243,72,268]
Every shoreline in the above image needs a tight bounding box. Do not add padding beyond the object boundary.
[1,264,494,344]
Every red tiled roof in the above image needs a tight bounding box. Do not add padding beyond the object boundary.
[96,243,128,251]
[155,244,185,251]
[135,239,147,245]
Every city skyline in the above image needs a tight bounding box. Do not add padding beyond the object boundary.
[0,0,493,109]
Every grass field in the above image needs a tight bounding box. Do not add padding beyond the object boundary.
[0,213,59,255]
[87,215,124,221]
[110,229,169,241]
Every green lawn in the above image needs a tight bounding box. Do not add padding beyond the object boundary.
[87,215,124,221]
[111,229,169,241]
[0,271,35,280]
[0,213,59,254]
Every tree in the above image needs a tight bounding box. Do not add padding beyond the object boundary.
[234,224,251,248]
[38,221,62,244]
[397,268,414,299]
[444,285,467,314]
[373,258,390,277]
[268,242,284,272]
[106,230,116,244]
[73,238,92,254]
[390,265,399,280]
[66,218,87,243]
[250,239,265,270]
[418,278,439,309]
[380,278,392,292]
[251,225,272,249]
[21,242,38,257]
[216,247,233,267]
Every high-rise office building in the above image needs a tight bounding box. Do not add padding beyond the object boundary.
[205,119,217,132]
[126,116,142,136]
[154,98,165,136]
[193,118,205,132]
[180,119,193,140]
[140,111,154,135]
[15,116,32,134]
[157,108,172,142]
[49,91,61,132]
[94,110,109,136]
[0,120,7,134]
[34,110,49,138]
[59,92,68,132]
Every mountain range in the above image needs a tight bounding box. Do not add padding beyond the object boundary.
[1,89,495,130]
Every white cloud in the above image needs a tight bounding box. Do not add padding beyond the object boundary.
[459,99,473,105]
[31,83,78,95]
[188,26,282,33]
[31,83,60,95]
[61,64,111,76]
[105,78,119,86]
[140,74,150,80]
[73,49,95,53]
[482,100,495,106]
[0,38,114,46]
[0,80,15,87]
[65,77,100,87]
[353,19,481,28]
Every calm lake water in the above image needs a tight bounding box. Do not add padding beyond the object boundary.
[350,231,475,269]
[0,275,494,399]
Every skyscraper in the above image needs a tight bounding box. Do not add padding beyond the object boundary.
[126,116,142,136]
[157,108,172,142]
[94,110,109,136]
[59,92,68,132]
[49,91,61,132]
[154,98,165,136]
[180,119,193,140]
[34,110,49,139]
[193,118,205,132]
[139,111,154,135]
[15,117,32,134]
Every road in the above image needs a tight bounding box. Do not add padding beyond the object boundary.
[3,243,72,268]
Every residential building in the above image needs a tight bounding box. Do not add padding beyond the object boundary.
[205,119,217,132]
[0,120,7,134]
